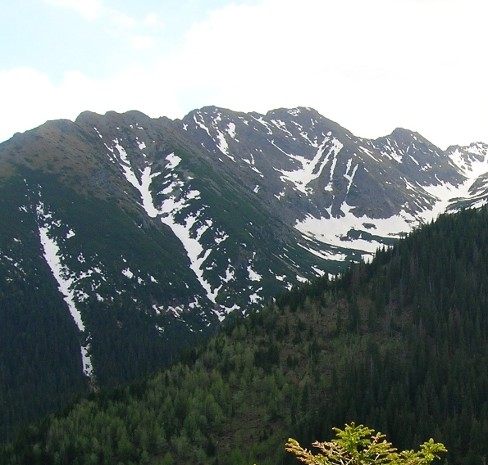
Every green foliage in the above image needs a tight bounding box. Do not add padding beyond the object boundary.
[3,207,488,465]
[286,423,446,465]
[0,172,211,440]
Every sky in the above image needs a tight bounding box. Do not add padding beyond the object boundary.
[1,0,487,149]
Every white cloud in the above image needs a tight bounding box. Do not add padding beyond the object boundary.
[0,66,183,142]
[109,9,137,31]
[144,12,161,27]
[43,0,104,20]
[164,0,488,147]
[0,68,61,139]
[130,35,156,50]
[2,0,488,148]
[44,0,140,35]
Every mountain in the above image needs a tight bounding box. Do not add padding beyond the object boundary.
[2,206,488,465]
[1,106,488,438]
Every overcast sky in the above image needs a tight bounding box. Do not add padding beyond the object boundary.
[1,0,487,148]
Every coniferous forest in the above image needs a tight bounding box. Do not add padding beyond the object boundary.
[2,207,488,464]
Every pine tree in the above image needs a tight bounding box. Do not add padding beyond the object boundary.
[286,423,446,465]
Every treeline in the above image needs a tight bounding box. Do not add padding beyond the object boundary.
[3,207,488,464]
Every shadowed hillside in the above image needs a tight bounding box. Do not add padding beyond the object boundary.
[2,207,488,465]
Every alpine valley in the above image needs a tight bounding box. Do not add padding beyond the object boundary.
[1,106,488,439]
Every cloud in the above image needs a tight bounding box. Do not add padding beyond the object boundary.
[130,35,156,50]
[43,0,146,37]
[163,0,488,147]
[109,9,137,30]
[0,68,60,140]
[43,1,162,55]
[3,0,488,148]
[43,0,104,20]
[144,12,161,27]
[0,65,185,142]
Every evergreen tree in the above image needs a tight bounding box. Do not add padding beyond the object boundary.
[286,423,446,465]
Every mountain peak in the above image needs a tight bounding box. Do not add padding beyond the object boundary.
[373,127,442,155]
[388,127,430,144]
[390,126,417,138]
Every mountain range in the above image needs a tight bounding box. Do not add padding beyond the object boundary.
[1,105,488,438]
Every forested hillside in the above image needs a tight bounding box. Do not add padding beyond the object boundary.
[2,207,488,465]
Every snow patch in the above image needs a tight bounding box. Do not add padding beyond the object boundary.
[122,267,134,279]
[297,242,347,262]
[158,192,220,303]
[312,266,325,276]
[251,115,274,135]
[247,264,262,282]
[112,139,161,218]
[278,137,343,194]
[194,114,211,136]
[36,200,95,380]
[165,152,181,169]
[214,230,229,245]
[449,144,488,178]
[271,119,293,137]
[243,153,263,176]
[223,265,235,283]
[249,289,263,304]
[81,345,94,378]
[37,206,85,332]
[227,122,237,139]
[295,203,415,256]
[343,160,358,194]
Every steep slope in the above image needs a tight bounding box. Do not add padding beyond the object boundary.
[445,141,488,209]
[3,207,488,465]
[1,106,488,440]
[171,106,487,257]
[0,109,335,439]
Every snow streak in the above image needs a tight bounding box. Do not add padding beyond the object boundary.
[36,199,94,380]
[121,151,227,310]
[278,136,343,194]
[112,139,161,218]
